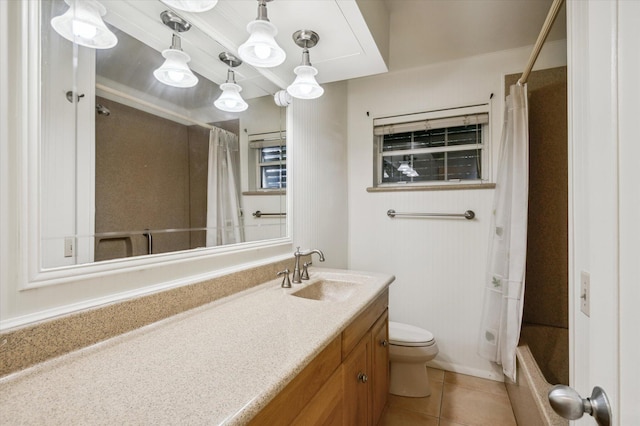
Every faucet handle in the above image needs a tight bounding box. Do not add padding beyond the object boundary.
[301,262,312,280]
[277,269,291,288]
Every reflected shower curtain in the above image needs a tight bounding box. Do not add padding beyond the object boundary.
[206,128,244,246]
[478,84,529,381]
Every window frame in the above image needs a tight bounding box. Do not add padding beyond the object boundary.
[373,105,490,188]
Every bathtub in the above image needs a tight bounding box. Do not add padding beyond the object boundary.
[505,324,569,426]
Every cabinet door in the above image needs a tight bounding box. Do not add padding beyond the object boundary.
[371,311,389,425]
[293,367,344,426]
[343,336,370,425]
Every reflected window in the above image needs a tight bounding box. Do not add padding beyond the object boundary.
[249,131,286,190]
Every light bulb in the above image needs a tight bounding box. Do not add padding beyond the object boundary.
[168,70,185,82]
[160,0,218,12]
[254,44,271,60]
[298,84,313,95]
[72,20,97,39]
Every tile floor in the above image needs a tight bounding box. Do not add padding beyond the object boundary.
[379,367,517,426]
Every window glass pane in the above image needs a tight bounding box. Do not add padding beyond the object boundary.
[382,133,412,151]
[446,149,481,180]
[261,165,286,189]
[447,125,481,146]
[260,146,286,162]
[412,129,446,149]
[382,149,481,184]
[381,153,445,183]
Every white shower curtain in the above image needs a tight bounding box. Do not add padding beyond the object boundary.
[206,128,244,246]
[478,84,529,381]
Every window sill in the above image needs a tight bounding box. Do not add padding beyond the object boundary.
[366,183,496,192]
[242,190,286,196]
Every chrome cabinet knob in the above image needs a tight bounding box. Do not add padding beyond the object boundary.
[380,339,388,347]
[357,372,368,383]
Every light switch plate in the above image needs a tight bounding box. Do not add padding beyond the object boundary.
[580,271,590,317]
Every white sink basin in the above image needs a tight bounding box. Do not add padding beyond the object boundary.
[291,280,360,302]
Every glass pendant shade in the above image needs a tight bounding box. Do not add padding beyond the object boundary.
[398,161,410,172]
[214,83,248,112]
[238,20,286,68]
[160,0,218,13]
[287,65,324,99]
[50,0,118,49]
[153,49,199,88]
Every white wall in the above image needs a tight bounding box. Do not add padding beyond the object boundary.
[290,82,349,269]
[347,40,567,380]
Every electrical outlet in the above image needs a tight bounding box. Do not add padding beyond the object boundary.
[64,237,74,258]
[580,271,590,317]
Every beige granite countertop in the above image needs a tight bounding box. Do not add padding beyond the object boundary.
[0,268,394,425]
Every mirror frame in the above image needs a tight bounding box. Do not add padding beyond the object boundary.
[20,0,293,291]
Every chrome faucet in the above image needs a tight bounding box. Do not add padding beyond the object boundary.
[292,247,325,283]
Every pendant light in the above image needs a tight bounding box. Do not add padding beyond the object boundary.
[160,0,218,13]
[153,11,199,88]
[50,0,118,49]
[287,30,324,100]
[238,0,286,68]
[214,53,248,113]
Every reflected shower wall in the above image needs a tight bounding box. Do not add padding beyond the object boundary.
[94,97,231,261]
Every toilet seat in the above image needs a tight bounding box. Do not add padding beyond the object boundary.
[389,321,435,347]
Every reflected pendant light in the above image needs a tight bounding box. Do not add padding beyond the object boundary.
[153,11,199,88]
[160,0,218,13]
[238,0,286,68]
[50,0,118,49]
[214,53,248,113]
[287,30,324,100]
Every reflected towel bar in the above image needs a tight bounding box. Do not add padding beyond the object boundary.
[253,210,286,218]
[387,209,475,220]
[143,229,152,254]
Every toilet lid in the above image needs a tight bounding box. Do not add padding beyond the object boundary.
[389,321,435,347]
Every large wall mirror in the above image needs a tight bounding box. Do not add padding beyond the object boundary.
[39,0,288,270]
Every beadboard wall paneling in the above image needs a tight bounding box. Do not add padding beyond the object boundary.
[346,40,567,380]
[290,82,349,269]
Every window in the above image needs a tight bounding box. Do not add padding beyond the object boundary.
[249,132,286,190]
[258,145,287,189]
[374,108,488,187]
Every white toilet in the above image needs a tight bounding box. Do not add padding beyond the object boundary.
[388,321,439,397]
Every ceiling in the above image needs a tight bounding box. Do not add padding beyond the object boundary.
[96,0,566,118]
[384,0,566,71]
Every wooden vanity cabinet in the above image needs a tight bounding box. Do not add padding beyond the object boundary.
[251,290,389,426]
